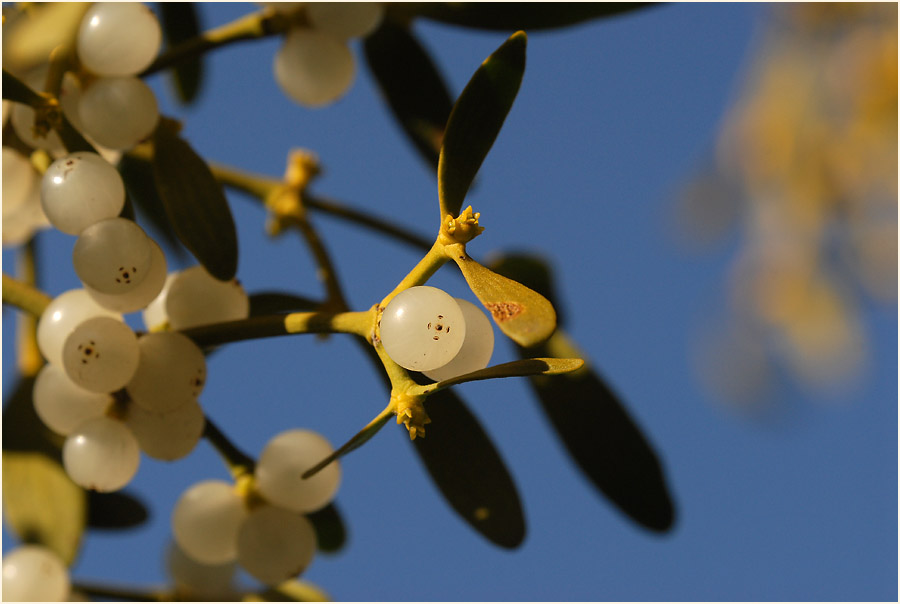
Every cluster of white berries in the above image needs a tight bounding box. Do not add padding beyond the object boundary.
[271,2,385,107]
[172,429,340,587]
[380,286,495,381]
[33,147,249,493]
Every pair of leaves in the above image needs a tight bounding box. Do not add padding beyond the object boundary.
[490,254,676,532]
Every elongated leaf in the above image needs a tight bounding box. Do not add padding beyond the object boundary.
[422,357,583,392]
[363,19,453,170]
[260,579,330,602]
[412,387,525,548]
[490,253,676,531]
[2,69,44,106]
[438,31,525,218]
[158,2,204,104]
[86,491,149,530]
[118,153,186,254]
[412,2,656,31]
[306,503,346,554]
[152,121,238,280]
[453,252,555,347]
[354,340,525,548]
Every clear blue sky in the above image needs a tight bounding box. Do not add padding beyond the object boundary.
[3,3,897,601]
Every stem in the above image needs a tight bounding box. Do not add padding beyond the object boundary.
[378,240,449,308]
[290,215,348,309]
[15,241,45,377]
[305,194,433,252]
[180,310,372,348]
[73,581,167,602]
[2,273,51,317]
[141,9,289,77]
[208,160,279,199]
[203,417,256,479]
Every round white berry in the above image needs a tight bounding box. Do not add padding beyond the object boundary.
[422,298,495,381]
[274,28,355,107]
[61,316,139,393]
[1,545,71,602]
[63,415,140,492]
[124,396,204,461]
[84,238,168,313]
[126,331,206,413]
[37,289,121,368]
[161,265,250,330]
[380,286,467,371]
[255,429,340,513]
[77,2,162,76]
[237,505,317,586]
[167,542,239,601]
[40,152,125,235]
[172,480,246,565]
[72,217,153,295]
[78,76,159,150]
[33,363,111,435]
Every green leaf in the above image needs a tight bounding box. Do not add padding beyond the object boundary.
[306,503,346,554]
[490,253,676,531]
[2,69,44,106]
[158,2,204,104]
[411,387,525,548]
[412,2,656,31]
[86,491,149,530]
[152,120,239,280]
[453,252,556,347]
[438,31,526,218]
[422,357,583,392]
[363,19,453,171]
[2,452,87,564]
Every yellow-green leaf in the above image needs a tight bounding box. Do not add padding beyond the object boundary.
[250,579,330,602]
[437,31,526,218]
[2,451,86,564]
[152,120,239,280]
[452,252,556,346]
[422,357,583,392]
[302,405,393,479]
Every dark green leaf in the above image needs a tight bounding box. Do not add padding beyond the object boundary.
[363,19,453,171]
[158,2,204,104]
[152,121,238,280]
[490,253,676,531]
[438,31,526,218]
[249,291,321,316]
[306,503,346,554]
[412,2,656,30]
[86,490,149,530]
[2,69,43,106]
[118,153,186,255]
[412,387,525,548]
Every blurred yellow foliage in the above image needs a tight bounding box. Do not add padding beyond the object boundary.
[682,3,896,405]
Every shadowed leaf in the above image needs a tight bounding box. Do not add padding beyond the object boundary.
[158,2,204,104]
[438,31,525,218]
[423,357,583,392]
[412,387,525,548]
[118,153,186,255]
[412,2,656,30]
[152,120,238,280]
[363,19,453,171]
[306,503,346,554]
[453,252,555,347]
[86,490,149,530]
[491,253,676,531]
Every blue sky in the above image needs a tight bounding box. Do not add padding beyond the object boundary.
[3,3,897,601]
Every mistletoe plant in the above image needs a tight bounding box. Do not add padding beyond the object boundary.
[2,3,673,601]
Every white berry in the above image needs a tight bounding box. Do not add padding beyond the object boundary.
[380,286,467,371]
